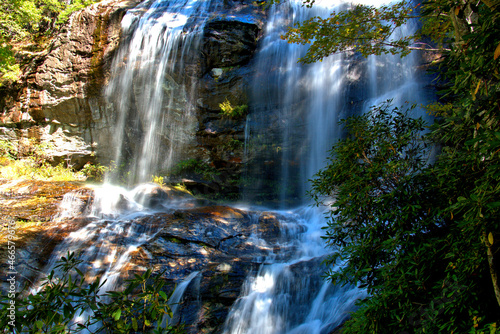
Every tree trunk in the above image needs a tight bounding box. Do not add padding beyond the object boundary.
[484,232,500,308]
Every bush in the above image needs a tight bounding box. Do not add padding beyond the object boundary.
[219,99,247,119]
[81,162,108,182]
[311,101,500,332]
[0,252,184,333]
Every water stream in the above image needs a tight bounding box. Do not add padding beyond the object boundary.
[104,0,219,185]
[223,206,364,334]
[225,0,432,332]
[40,0,433,332]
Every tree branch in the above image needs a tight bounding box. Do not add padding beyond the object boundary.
[484,231,500,308]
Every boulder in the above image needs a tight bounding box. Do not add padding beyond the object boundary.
[1,184,294,333]
[130,183,194,208]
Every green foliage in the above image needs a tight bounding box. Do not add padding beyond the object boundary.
[0,139,109,182]
[56,0,99,26]
[305,0,500,332]
[0,138,85,181]
[0,0,97,41]
[172,159,220,182]
[283,1,418,62]
[311,101,499,332]
[0,0,99,85]
[0,138,17,159]
[277,0,496,63]
[219,99,248,119]
[0,43,20,85]
[172,182,192,195]
[223,138,243,151]
[0,252,184,333]
[310,101,433,288]
[81,162,108,182]
[152,175,166,187]
[0,157,84,181]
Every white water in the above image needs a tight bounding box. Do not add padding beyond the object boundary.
[162,271,200,327]
[244,0,432,205]
[105,0,218,185]
[223,206,365,334]
[44,0,433,333]
[226,0,432,332]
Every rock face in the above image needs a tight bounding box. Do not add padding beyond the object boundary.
[0,0,142,167]
[0,180,93,291]
[0,0,266,197]
[0,180,310,333]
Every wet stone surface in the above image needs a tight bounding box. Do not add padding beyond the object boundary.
[0,179,93,291]
[0,180,305,333]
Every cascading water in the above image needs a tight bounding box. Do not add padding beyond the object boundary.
[226,0,433,333]
[223,206,365,334]
[244,0,433,206]
[104,0,218,185]
[34,0,222,327]
[35,0,434,332]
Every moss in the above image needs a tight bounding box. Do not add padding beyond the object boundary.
[171,159,220,182]
[166,236,184,244]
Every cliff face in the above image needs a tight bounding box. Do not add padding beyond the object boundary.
[0,0,142,168]
[0,0,266,191]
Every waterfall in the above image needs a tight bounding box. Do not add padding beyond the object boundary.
[223,207,365,334]
[243,0,351,207]
[34,0,434,333]
[243,0,433,207]
[226,0,433,333]
[104,0,219,185]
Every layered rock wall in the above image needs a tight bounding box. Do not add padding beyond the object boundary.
[1,0,142,168]
[0,0,266,191]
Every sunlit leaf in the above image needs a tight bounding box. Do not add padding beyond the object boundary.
[159,291,168,301]
[112,308,121,321]
[494,42,500,60]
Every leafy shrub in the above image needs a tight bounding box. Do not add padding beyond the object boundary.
[0,139,16,159]
[171,159,219,182]
[219,99,248,119]
[0,252,184,333]
[81,162,108,182]
[152,175,166,186]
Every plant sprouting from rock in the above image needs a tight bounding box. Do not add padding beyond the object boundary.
[219,98,248,119]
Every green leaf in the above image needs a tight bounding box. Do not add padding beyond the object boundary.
[112,308,122,321]
[494,42,500,60]
[159,291,168,301]
[488,232,494,245]
[486,201,500,209]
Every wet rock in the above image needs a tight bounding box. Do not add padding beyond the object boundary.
[0,180,93,291]
[0,183,316,333]
[0,0,141,167]
[202,14,263,70]
[0,0,266,198]
[0,180,91,223]
[131,183,193,208]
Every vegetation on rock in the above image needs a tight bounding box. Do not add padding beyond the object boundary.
[0,139,107,182]
[219,98,248,119]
